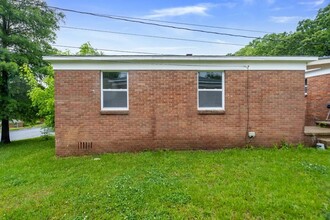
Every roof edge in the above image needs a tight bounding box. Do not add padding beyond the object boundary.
[307,58,330,69]
[306,67,330,78]
[43,55,318,62]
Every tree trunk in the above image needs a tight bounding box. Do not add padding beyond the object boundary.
[0,70,10,144]
[1,119,10,144]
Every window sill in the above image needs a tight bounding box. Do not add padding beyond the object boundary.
[198,110,225,115]
[100,110,129,115]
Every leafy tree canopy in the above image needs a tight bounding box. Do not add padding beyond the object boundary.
[22,42,102,129]
[53,42,104,55]
[0,0,63,143]
[21,65,54,128]
[78,42,104,55]
[234,4,330,56]
[0,0,64,67]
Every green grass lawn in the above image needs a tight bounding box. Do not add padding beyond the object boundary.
[0,138,329,219]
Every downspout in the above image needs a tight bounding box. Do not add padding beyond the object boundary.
[245,65,252,145]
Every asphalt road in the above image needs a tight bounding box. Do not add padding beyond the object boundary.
[0,127,53,141]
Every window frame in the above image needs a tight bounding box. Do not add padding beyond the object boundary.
[101,71,129,111]
[197,71,225,111]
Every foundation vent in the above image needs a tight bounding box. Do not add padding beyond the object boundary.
[78,142,93,150]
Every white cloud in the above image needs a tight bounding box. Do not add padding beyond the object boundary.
[269,16,303,23]
[243,0,276,5]
[215,40,228,43]
[135,46,196,51]
[244,0,276,5]
[298,0,325,6]
[270,6,293,11]
[135,45,239,55]
[144,3,216,19]
[213,39,243,47]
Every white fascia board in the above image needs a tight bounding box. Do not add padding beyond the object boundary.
[44,56,318,71]
[48,61,306,71]
[44,55,318,62]
[305,67,330,78]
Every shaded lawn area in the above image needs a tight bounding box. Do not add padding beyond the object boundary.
[0,138,329,219]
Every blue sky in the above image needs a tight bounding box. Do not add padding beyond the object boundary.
[46,0,329,55]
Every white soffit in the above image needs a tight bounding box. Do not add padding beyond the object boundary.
[43,56,318,71]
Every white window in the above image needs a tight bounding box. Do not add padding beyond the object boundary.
[101,72,128,110]
[197,71,224,110]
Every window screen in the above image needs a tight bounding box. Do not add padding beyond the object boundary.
[198,72,224,109]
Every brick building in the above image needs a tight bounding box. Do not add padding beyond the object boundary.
[45,56,316,156]
[305,58,330,125]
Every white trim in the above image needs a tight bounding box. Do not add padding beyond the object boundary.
[197,71,225,111]
[101,72,103,110]
[307,58,330,68]
[197,73,199,111]
[198,108,224,111]
[44,55,317,62]
[223,71,225,110]
[49,61,310,71]
[103,89,127,91]
[198,89,223,91]
[101,71,129,111]
[305,67,330,78]
[45,56,317,71]
[305,68,320,72]
[127,73,129,111]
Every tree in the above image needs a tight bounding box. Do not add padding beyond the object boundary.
[235,33,292,56]
[77,42,104,55]
[0,0,63,143]
[234,4,330,56]
[294,4,330,56]
[22,42,102,130]
[21,65,55,128]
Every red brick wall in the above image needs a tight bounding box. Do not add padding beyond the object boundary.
[305,74,330,125]
[55,70,306,156]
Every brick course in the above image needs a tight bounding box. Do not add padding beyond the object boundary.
[305,74,330,125]
[55,70,306,156]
